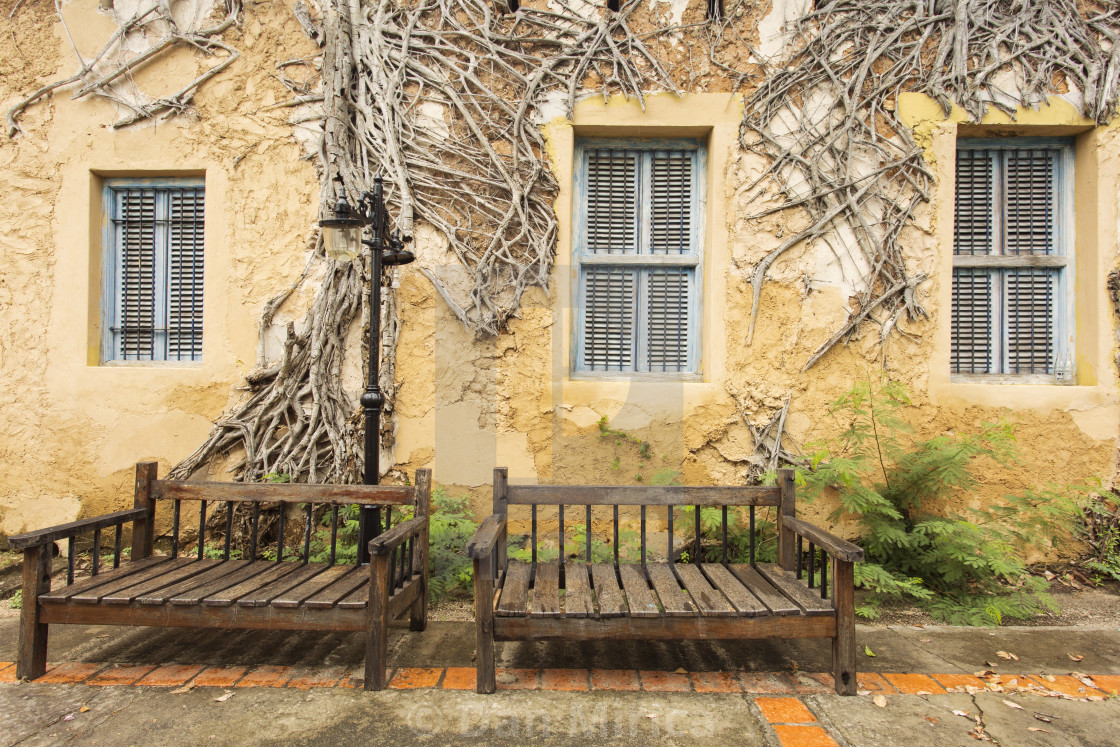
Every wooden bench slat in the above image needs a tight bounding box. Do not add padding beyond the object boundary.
[271,564,354,608]
[531,561,561,618]
[88,559,207,605]
[701,563,769,616]
[236,563,329,607]
[674,564,736,617]
[203,562,305,607]
[141,561,253,606]
[727,564,800,616]
[755,563,835,616]
[40,557,170,604]
[561,563,593,618]
[496,561,531,617]
[617,564,660,618]
[645,563,696,617]
[304,567,368,609]
[590,563,627,617]
[506,485,781,506]
[162,561,266,606]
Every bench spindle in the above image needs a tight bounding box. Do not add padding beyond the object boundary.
[303,504,313,562]
[91,529,101,575]
[329,505,339,564]
[558,504,564,562]
[820,551,828,599]
[749,506,756,564]
[796,535,803,578]
[531,504,537,565]
[113,524,123,569]
[224,502,234,560]
[67,539,75,585]
[198,500,207,560]
[171,499,181,559]
[399,538,408,588]
[667,505,674,564]
[586,505,592,563]
[808,541,815,588]
[640,505,647,566]
[276,503,285,562]
[613,505,619,564]
[722,506,728,564]
[694,505,702,561]
[250,501,261,560]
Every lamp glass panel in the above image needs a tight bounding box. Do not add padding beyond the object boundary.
[324,224,363,262]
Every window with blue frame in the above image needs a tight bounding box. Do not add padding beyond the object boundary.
[573,139,704,376]
[951,139,1073,379]
[102,178,205,363]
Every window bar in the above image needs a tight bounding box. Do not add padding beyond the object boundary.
[749,506,756,565]
[808,542,815,589]
[667,506,674,565]
[559,504,565,562]
[250,502,261,561]
[586,505,593,563]
[91,528,101,576]
[67,539,76,585]
[329,505,339,565]
[276,503,285,563]
[303,504,313,563]
[197,499,207,560]
[613,505,620,565]
[224,502,233,560]
[171,499,181,559]
[113,524,123,569]
[820,552,829,599]
[640,505,647,566]
[531,504,538,565]
[796,536,803,579]
[722,506,728,564]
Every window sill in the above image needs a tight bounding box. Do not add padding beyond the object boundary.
[950,373,1067,385]
[98,360,205,368]
[570,371,703,383]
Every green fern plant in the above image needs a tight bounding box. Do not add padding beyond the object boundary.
[800,379,1084,625]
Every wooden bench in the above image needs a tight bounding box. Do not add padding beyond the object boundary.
[466,468,864,695]
[8,462,431,690]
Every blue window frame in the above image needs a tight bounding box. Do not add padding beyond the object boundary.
[573,139,705,376]
[951,138,1074,380]
[101,178,205,363]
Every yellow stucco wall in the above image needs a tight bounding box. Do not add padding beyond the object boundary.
[0,0,1117,542]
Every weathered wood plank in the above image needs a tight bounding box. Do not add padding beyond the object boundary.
[152,481,414,506]
[756,563,835,616]
[474,556,496,693]
[304,567,368,609]
[40,599,367,631]
[727,564,800,616]
[645,563,696,616]
[701,563,768,616]
[783,517,863,562]
[590,563,627,617]
[236,563,327,607]
[506,485,780,507]
[617,564,660,619]
[6,508,147,550]
[40,557,170,604]
[674,564,736,617]
[832,559,857,695]
[271,564,354,608]
[142,561,253,606]
[562,563,593,618]
[494,614,837,642]
[82,559,203,604]
[530,561,561,618]
[16,545,51,679]
[496,561,531,617]
[203,562,304,607]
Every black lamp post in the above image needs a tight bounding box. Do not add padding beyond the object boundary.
[319,176,414,564]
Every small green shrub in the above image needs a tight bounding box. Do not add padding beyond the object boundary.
[800,379,1084,625]
[427,488,478,603]
[8,589,21,610]
[1081,492,1120,583]
[672,505,778,564]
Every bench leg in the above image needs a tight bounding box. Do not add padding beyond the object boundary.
[364,553,391,691]
[409,578,427,632]
[832,559,857,695]
[474,557,496,694]
[17,545,51,681]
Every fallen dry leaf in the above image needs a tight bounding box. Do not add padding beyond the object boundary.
[953,710,970,718]
[1002,700,1024,710]
[1034,714,1055,723]
[79,706,90,713]
[171,683,195,695]
[1067,654,1084,662]
[920,638,933,643]
[985,661,1000,668]
[873,694,887,708]
[63,714,75,722]
[1028,728,1050,733]
[865,646,877,658]
[673,667,687,674]
[996,651,1019,661]
[974,669,996,678]
[1042,674,1056,682]
[214,691,234,703]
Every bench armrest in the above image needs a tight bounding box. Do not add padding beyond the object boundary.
[466,515,506,560]
[783,516,864,562]
[367,516,427,556]
[7,508,148,550]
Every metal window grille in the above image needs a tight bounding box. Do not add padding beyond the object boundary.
[950,143,1067,376]
[106,182,205,362]
[576,142,702,374]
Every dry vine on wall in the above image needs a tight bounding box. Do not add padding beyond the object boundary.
[10,0,1120,486]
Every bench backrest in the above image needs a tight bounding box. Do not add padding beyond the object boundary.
[135,462,431,566]
[492,468,795,567]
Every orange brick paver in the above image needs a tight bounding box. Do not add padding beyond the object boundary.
[856,673,893,693]
[1027,674,1104,698]
[87,665,157,686]
[590,669,641,692]
[440,667,477,690]
[541,668,589,692]
[389,667,443,689]
[0,666,15,684]
[756,697,817,724]
[1089,674,1120,695]
[639,671,691,692]
[337,669,365,689]
[882,673,947,695]
[771,724,839,747]
[496,668,541,690]
[739,672,796,694]
[136,664,204,687]
[792,673,831,694]
[286,668,345,689]
[234,666,291,688]
[690,671,741,693]
[931,673,987,691]
[191,666,247,688]
[37,662,105,684]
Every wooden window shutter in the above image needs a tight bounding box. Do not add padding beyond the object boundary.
[585,149,638,255]
[649,151,692,255]
[116,188,158,360]
[646,268,691,371]
[167,188,205,361]
[953,149,993,257]
[582,267,637,370]
[1004,268,1054,373]
[950,268,992,374]
[1004,149,1054,256]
